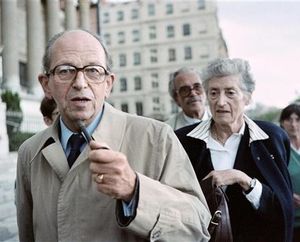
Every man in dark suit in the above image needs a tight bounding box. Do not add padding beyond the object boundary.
[176,58,293,242]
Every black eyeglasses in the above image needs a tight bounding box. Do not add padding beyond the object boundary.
[176,83,203,97]
[47,64,110,83]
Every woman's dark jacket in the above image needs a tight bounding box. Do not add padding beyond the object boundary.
[176,120,294,242]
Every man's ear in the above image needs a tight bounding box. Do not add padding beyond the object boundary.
[38,74,52,99]
[43,116,53,126]
[104,73,115,99]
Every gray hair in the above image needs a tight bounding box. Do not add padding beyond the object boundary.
[168,67,202,100]
[42,29,113,74]
[201,58,255,94]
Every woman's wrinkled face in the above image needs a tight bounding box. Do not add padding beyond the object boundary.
[207,74,250,128]
[39,31,114,131]
[281,113,300,139]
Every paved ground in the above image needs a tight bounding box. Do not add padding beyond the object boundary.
[0,152,19,242]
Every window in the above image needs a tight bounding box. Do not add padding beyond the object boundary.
[103,33,111,45]
[184,46,192,60]
[148,3,155,16]
[150,49,157,63]
[149,25,156,39]
[199,45,210,59]
[103,12,109,23]
[166,3,173,14]
[119,54,127,67]
[152,97,160,111]
[132,30,140,42]
[152,97,160,112]
[168,48,176,62]
[117,11,124,21]
[199,23,207,34]
[151,73,159,89]
[198,0,205,9]
[121,103,128,113]
[153,97,160,104]
[118,31,125,44]
[120,77,127,92]
[183,23,191,36]
[133,52,141,65]
[131,8,139,19]
[166,25,175,38]
[134,76,142,90]
[136,102,143,116]
[19,62,28,88]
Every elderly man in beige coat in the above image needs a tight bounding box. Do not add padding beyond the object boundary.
[16,29,211,242]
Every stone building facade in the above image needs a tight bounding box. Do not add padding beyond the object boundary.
[102,0,228,120]
[0,0,99,132]
[0,0,227,132]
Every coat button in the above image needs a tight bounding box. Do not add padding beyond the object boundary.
[257,156,260,160]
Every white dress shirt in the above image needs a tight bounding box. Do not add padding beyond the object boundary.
[188,116,267,209]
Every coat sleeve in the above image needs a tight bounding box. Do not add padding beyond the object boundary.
[251,124,294,242]
[116,124,211,242]
[15,142,34,242]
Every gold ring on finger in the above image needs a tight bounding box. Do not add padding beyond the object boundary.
[96,173,104,183]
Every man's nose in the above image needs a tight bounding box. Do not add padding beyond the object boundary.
[72,71,88,89]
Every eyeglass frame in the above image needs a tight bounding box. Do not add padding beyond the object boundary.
[46,64,110,83]
[175,83,204,98]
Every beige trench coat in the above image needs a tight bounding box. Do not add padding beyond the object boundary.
[16,103,210,242]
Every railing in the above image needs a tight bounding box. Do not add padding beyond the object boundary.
[6,110,46,133]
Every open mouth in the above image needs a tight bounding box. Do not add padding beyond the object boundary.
[216,110,230,114]
[71,97,91,102]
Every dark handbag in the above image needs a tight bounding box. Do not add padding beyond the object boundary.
[200,177,233,242]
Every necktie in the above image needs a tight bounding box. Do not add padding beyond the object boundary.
[67,133,85,167]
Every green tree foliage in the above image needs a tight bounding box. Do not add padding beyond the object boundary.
[1,90,22,111]
[1,89,23,136]
[246,103,281,123]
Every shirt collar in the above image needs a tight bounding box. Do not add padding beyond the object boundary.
[187,114,269,144]
[60,104,105,153]
[182,110,210,126]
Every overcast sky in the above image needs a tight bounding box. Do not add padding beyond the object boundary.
[216,0,300,108]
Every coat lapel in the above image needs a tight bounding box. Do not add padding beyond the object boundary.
[42,142,69,181]
[92,103,127,151]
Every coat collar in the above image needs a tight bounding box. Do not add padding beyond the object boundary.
[91,102,127,151]
[187,115,269,144]
[30,103,128,181]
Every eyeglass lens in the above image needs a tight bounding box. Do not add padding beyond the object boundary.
[178,83,203,97]
[53,65,107,83]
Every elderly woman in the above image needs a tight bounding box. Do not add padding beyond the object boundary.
[176,58,293,242]
[280,103,300,242]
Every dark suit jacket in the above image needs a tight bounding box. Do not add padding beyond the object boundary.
[176,120,294,242]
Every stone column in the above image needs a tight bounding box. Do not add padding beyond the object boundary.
[65,0,77,30]
[26,0,45,95]
[1,0,21,91]
[46,0,61,39]
[79,0,90,30]
[0,100,9,157]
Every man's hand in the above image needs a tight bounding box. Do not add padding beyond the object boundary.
[88,140,137,202]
